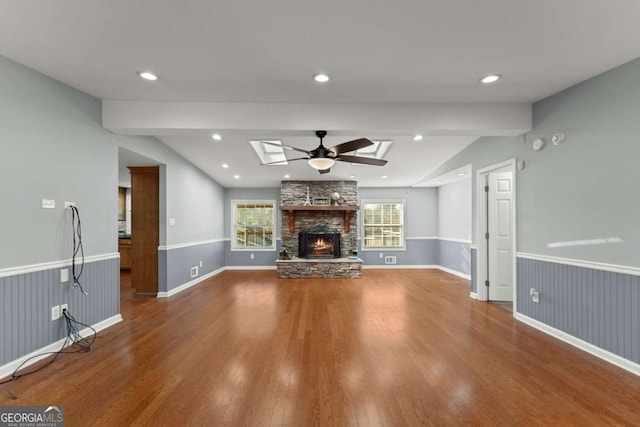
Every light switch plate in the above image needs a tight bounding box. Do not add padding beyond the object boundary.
[42,199,55,209]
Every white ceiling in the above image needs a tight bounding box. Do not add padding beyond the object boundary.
[2,0,640,187]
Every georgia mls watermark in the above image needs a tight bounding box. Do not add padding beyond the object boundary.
[0,406,64,427]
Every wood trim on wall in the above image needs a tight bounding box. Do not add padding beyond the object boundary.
[129,166,159,295]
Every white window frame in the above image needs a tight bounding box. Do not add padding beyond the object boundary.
[360,199,406,251]
[231,200,276,251]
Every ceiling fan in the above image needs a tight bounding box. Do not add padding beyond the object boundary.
[261,130,387,174]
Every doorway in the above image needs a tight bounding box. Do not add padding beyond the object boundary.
[118,148,161,300]
[475,159,517,312]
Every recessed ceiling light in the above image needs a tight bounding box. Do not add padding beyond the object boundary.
[380,175,388,179]
[480,74,502,84]
[413,134,423,141]
[211,133,222,141]
[222,163,229,168]
[233,174,240,179]
[457,172,466,176]
[349,175,356,179]
[436,180,443,184]
[313,73,330,83]
[284,174,290,178]
[137,71,158,81]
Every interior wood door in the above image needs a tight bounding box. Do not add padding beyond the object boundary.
[129,166,159,295]
[488,171,514,301]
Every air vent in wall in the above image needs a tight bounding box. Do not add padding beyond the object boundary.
[384,256,397,264]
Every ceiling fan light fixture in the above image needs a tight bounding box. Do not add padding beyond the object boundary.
[308,157,335,170]
[313,73,330,83]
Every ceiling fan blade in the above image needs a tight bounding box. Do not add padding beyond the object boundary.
[260,157,308,165]
[261,141,310,155]
[330,138,373,155]
[319,168,331,174]
[337,155,388,166]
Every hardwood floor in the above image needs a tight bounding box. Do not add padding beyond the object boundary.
[3,269,640,425]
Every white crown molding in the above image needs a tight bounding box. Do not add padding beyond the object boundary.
[0,253,120,278]
[517,252,640,277]
[158,238,226,251]
[515,313,640,377]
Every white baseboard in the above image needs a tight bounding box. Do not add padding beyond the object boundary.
[515,313,640,377]
[436,266,471,280]
[362,264,437,270]
[157,267,225,298]
[469,292,478,299]
[0,314,122,381]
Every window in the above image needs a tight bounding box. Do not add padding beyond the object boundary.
[232,201,275,250]
[362,200,405,250]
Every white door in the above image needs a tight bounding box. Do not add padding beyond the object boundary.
[487,171,513,301]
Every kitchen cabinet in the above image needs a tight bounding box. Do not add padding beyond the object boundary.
[119,238,131,269]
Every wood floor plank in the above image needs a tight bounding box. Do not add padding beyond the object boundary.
[2,269,640,425]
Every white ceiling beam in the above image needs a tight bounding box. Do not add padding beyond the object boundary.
[103,101,531,136]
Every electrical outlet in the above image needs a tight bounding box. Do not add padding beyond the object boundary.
[190,266,198,278]
[250,253,254,260]
[384,256,397,264]
[60,303,68,314]
[51,306,60,321]
[199,260,203,268]
[530,288,540,304]
[379,252,384,259]
[64,201,76,209]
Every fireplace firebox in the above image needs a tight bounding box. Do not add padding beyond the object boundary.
[299,225,341,259]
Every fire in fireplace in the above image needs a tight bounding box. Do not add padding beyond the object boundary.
[299,224,341,259]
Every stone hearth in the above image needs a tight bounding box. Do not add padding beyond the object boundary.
[276,257,362,279]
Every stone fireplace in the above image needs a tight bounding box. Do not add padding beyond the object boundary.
[277,180,362,278]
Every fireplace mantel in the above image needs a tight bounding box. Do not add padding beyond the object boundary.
[280,205,358,233]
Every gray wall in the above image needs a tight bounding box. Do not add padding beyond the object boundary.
[117,132,227,293]
[425,57,640,268]
[0,258,119,366]
[437,179,471,242]
[426,56,640,365]
[0,56,118,268]
[117,136,226,247]
[517,257,640,364]
[436,179,472,277]
[0,54,227,367]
